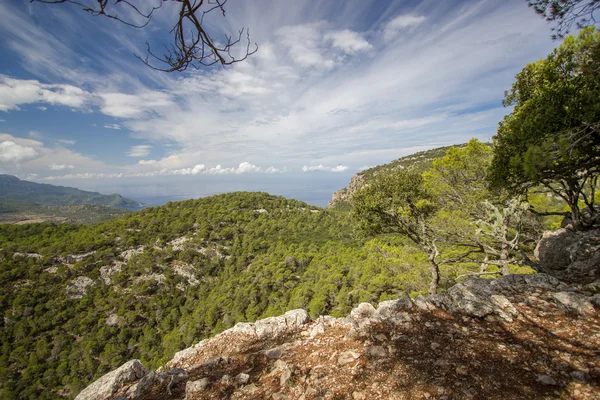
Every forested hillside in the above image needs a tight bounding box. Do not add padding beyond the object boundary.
[0,175,145,210]
[0,187,532,399]
[328,145,460,208]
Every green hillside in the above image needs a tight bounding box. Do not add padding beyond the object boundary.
[0,190,493,399]
[328,144,463,209]
[0,175,145,210]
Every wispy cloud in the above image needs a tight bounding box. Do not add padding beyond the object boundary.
[127,144,152,157]
[0,0,556,187]
[49,163,74,170]
[383,14,427,41]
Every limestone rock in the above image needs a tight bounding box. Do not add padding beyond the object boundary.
[230,309,310,338]
[366,345,387,357]
[534,228,600,284]
[186,378,210,395]
[74,360,148,400]
[129,368,187,398]
[338,351,361,365]
[537,375,557,385]
[376,296,413,318]
[235,373,250,385]
[350,302,379,328]
[66,276,94,299]
[551,292,595,315]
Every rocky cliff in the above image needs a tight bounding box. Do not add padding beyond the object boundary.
[327,145,458,208]
[76,272,600,400]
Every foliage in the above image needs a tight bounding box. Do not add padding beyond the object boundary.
[528,0,600,39]
[489,27,600,229]
[425,139,539,276]
[352,169,444,295]
[2,191,469,399]
[0,200,130,224]
[358,145,459,179]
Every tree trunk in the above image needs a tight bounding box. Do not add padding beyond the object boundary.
[500,244,510,276]
[428,260,440,295]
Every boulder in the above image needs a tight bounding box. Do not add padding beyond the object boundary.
[550,292,595,315]
[230,309,310,338]
[534,228,600,284]
[74,360,148,400]
[350,302,379,328]
[376,296,413,319]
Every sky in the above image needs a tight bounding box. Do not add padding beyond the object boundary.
[0,0,559,206]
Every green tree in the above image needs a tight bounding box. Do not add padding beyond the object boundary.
[352,169,442,295]
[425,139,536,276]
[489,27,600,229]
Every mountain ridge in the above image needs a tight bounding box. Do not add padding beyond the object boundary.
[328,145,461,208]
[0,174,146,210]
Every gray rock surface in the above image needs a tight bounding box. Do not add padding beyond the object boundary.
[186,378,210,395]
[231,309,310,338]
[66,276,94,299]
[534,228,600,284]
[74,360,148,400]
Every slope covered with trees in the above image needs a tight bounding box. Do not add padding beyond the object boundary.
[0,186,530,399]
[0,175,145,210]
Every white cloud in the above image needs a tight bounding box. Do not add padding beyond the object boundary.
[57,139,76,146]
[49,163,74,170]
[383,15,427,41]
[0,133,105,174]
[277,23,337,70]
[0,75,90,111]
[324,30,372,54]
[127,145,152,157]
[171,164,206,175]
[99,91,173,119]
[104,123,121,130]
[43,162,284,180]
[302,164,349,172]
[0,0,556,182]
[0,141,39,164]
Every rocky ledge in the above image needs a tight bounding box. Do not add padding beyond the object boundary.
[76,273,600,400]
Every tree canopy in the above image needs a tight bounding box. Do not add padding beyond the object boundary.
[528,0,600,39]
[352,169,443,295]
[489,27,600,229]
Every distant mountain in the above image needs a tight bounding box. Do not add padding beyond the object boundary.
[0,175,146,210]
[328,145,460,208]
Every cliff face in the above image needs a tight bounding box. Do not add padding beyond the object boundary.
[327,174,364,208]
[76,273,600,400]
[327,145,459,208]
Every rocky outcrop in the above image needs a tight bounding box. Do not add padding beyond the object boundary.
[74,360,148,400]
[66,276,94,299]
[534,228,600,284]
[79,273,600,400]
[328,174,364,208]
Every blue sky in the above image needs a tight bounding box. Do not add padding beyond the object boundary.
[0,0,558,205]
